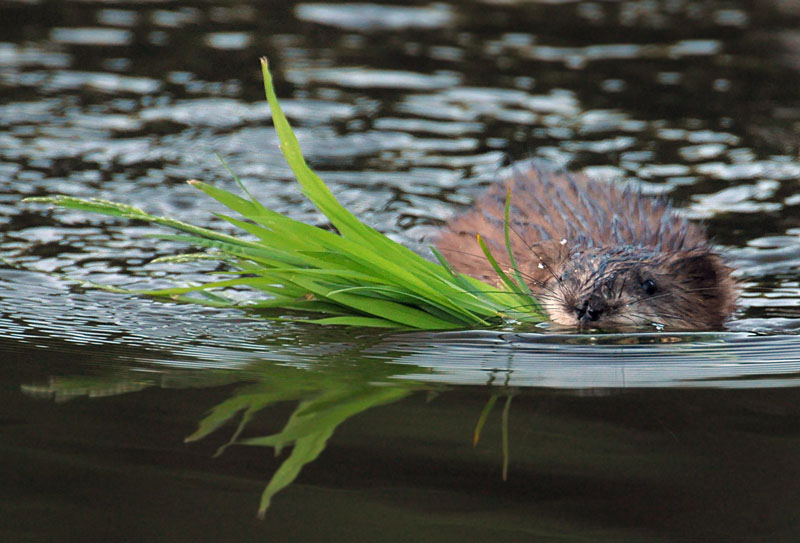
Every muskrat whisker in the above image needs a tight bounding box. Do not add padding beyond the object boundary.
[435,246,495,262]
[498,303,537,312]
[616,314,646,328]
[511,276,563,299]
[617,276,628,301]
[435,246,538,280]
[457,288,540,298]
[635,308,692,325]
[507,222,564,286]
[511,276,562,298]
[434,247,563,297]
[626,285,724,308]
[495,277,564,302]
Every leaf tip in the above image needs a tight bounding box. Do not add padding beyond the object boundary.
[22,196,51,204]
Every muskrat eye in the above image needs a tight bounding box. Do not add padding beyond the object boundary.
[641,279,657,295]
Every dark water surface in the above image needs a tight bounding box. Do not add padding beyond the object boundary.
[2,1,800,541]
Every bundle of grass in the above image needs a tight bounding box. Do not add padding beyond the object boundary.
[24,58,545,330]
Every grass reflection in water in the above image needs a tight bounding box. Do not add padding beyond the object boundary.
[22,346,517,519]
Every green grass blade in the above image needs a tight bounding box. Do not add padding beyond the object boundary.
[502,394,513,481]
[476,234,527,297]
[503,188,533,297]
[23,196,256,249]
[188,179,268,221]
[21,58,544,330]
[215,154,267,212]
[259,58,492,309]
[307,316,405,328]
[473,394,498,446]
[150,253,226,264]
[285,274,463,329]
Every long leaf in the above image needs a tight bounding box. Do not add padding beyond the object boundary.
[21,59,545,330]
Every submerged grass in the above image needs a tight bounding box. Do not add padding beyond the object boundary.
[24,58,545,330]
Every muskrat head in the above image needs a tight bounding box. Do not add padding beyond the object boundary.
[538,246,737,331]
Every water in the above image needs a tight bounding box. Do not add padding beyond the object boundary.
[2,1,800,541]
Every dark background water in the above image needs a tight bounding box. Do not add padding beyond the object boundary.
[2,1,800,541]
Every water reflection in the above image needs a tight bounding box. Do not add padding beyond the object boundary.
[22,350,426,517]
[13,337,800,539]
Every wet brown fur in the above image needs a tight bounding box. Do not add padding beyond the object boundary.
[435,161,738,330]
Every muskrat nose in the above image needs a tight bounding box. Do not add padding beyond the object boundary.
[576,302,604,322]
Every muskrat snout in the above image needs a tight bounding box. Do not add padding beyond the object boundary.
[538,247,738,331]
[541,248,665,330]
[549,279,630,331]
[575,298,605,324]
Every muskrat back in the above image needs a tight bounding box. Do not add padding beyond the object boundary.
[435,161,737,330]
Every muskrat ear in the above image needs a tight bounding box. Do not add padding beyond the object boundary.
[672,248,738,329]
[675,250,737,314]
[681,252,722,287]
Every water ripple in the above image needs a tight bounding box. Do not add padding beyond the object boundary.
[295,3,454,31]
[374,331,800,389]
[1,266,799,390]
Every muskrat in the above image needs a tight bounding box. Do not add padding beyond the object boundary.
[435,161,738,330]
